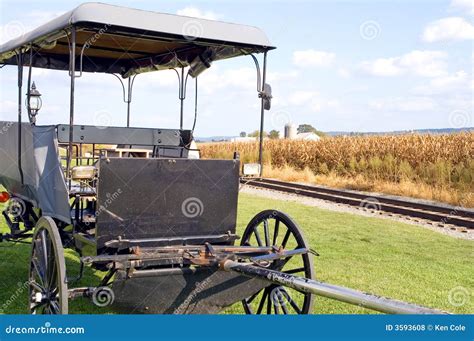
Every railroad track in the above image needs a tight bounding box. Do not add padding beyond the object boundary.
[241,178,474,232]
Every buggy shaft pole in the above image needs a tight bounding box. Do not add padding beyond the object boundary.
[221,260,446,315]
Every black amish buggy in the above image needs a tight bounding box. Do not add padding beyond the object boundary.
[0,3,444,315]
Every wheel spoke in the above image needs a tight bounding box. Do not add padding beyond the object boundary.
[263,220,270,246]
[246,289,262,304]
[272,219,280,246]
[278,287,293,314]
[273,301,280,314]
[281,229,291,248]
[31,256,46,287]
[47,259,57,291]
[46,238,57,290]
[266,291,272,314]
[40,230,50,287]
[50,301,60,314]
[283,267,306,275]
[287,294,302,314]
[33,239,46,275]
[253,226,263,246]
[31,301,47,313]
[29,280,46,294]
[256,288,269,314]
[245,304,254,314]
[40,230,49,268]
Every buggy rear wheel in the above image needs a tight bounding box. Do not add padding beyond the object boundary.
[241,210,315,314]
[29,217,68,314]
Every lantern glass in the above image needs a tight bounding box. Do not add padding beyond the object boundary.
[26,82,42,114]
[29,96,42,111]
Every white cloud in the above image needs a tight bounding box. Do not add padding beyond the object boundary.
[136,69,179,88]
[360,57,402,76]
[0,100,17,114]
[286,90,340,113]
[337,68,351,78]
[429,70,469,88]
[422,17,474,42]
[450,0,474,15]
[413,70,470,94]
[293,50,336,67]
[359,50,448,77]
[267,70,300,82]
[369,97,437,112]
[176,6,220,20]
[398,51,448,77]
[198,66,256,95]
[192,67,299,97]
[288,91,320,105]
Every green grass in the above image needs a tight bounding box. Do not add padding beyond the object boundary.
[0,193,472,314]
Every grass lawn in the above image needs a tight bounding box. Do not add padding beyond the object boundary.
[0,193,472,314]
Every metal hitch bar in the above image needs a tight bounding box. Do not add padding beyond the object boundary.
[221,260,447,315]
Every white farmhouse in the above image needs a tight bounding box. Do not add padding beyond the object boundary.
[295,132,321,141]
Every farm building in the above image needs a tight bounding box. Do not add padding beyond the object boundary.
[295,132,321,141]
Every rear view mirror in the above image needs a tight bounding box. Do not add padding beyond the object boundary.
[262,83,272,110]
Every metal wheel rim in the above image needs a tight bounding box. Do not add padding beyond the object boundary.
[28,216,68,314]
[241,210,315,314]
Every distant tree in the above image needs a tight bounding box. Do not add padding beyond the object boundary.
[240,131,247,137]
[248,131,258,137]
[297,124,317,134]
[248,130,268,138]
[268,130,280,139]
[298,124,326,138]
[315,130,327,138]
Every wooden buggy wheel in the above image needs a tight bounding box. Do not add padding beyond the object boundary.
[29,217,68,314]
[241,210,315,314]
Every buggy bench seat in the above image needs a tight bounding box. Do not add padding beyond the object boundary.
[95,157,240,251]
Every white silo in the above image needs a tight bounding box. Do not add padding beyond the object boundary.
[284,123,297,139]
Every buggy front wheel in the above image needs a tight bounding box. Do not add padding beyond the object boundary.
[29,216,68,314]
[241,210,315,314]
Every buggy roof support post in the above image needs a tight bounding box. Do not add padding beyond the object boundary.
[258,51,268,177]
[111,73,137,127]
[127,77,132,127]
[179,67,185,130]
[16,52,24,185]
[67,27,76,189]
[26,46,33,124]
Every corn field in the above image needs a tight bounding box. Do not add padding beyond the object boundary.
[199,133,474,205]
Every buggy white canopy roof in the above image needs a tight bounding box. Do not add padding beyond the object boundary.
[0,2,274,77]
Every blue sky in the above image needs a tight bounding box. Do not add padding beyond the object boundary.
[0,0,472,136]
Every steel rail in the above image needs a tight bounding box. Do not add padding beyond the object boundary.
[242,178,474,229]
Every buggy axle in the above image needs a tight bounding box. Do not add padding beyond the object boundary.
[221,260,446,315]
